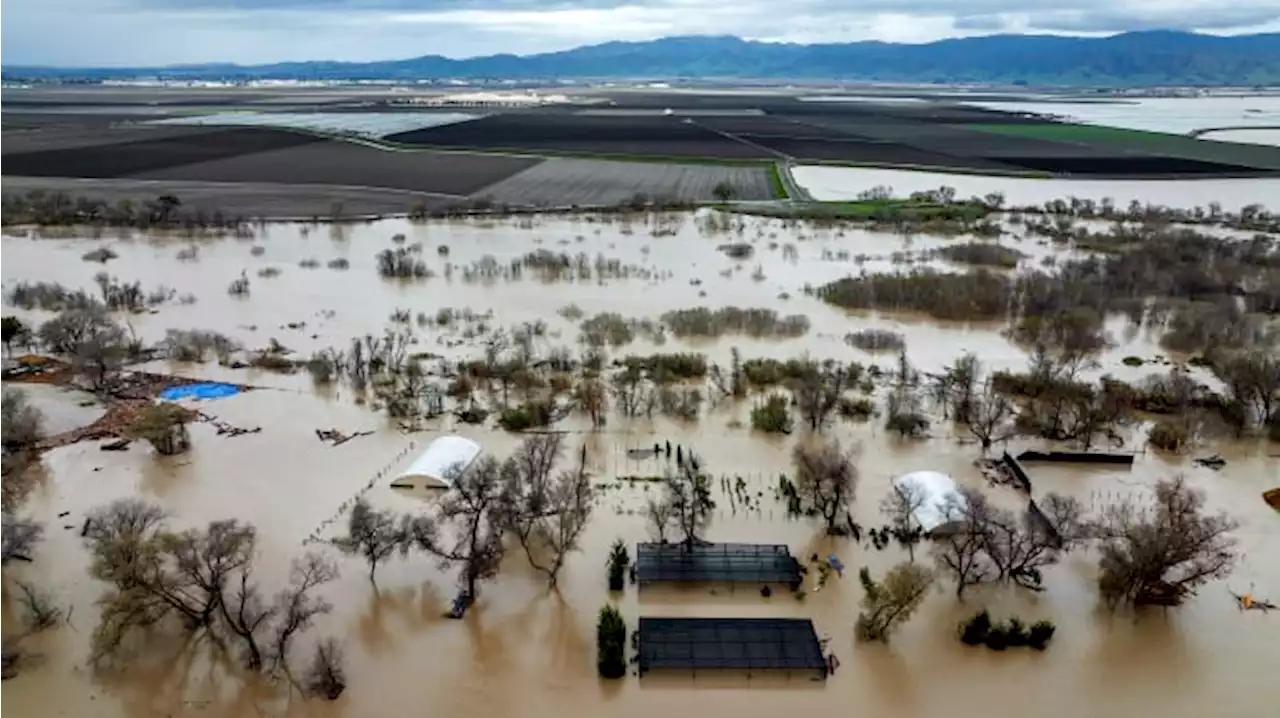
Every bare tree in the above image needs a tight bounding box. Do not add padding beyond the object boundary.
[854,562,933,643]
[661,456,716,550]
[82,500,335,673]
[965,382,1017,452]
[39,306,129,390]
[793,438,860,534]
[790,359,853,431]
[129,402,193,456]
[931,492,995,599]
[423,457,508,600]
[880,477,927,561]
[1093,476,1239,608]
[1,388,44,451]
[270,553,338,672]
[334,498,409,587]
[501,438,594,587]
[2,513,43,564]
[13,580,62,630]
[981,506,1061,591]
[1038,493,1087,550]
[305,638,347,700]
[573,377,608,428]
[644,497,675,543]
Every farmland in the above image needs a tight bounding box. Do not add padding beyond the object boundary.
[478,158,777,206]
[3,86,1280,220]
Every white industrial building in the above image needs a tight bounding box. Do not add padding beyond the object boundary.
[390,436,482,489]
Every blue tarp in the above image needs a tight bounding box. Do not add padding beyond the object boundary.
[159,383,241,401]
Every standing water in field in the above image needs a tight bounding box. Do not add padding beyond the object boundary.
[1,210,1276,718]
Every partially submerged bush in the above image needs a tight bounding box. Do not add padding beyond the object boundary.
[1,389,45,451]
[844,329,906,353]
[661,307,809,339]
[1148,419,1192,452]
[619,353,707,381]
[1027,621,1055,650]
[376,246,429,279]
[498,401,555,432]
[5,281,98,312]
[580,313,637,348]
[327,258,350,271]
[227,272,251,297]
[162,329,240,363]
[959,610,991,646]
[81,247,118,263]
[751,394,792,434]
[129,402,194,456]
[935,242,1023,269]
[958,611,1055,651]
[607,539,629,591]
[597,605,627,679]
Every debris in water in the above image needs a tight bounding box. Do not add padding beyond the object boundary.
[316,428,374,446]
[100,438,131,451]
[1263,488,1280,511]
[1194,454,1227,471]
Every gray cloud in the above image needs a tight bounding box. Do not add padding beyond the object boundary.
[4,0,1279,66]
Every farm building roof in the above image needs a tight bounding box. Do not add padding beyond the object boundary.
[634,542,802,585]
[390,435,482,489]
[637,617,827,676]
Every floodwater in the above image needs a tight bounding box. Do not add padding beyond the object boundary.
[963,96,1280,137]
[791,166,1280,211]
[2,213,1278,718]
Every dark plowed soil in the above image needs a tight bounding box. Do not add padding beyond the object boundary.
[2,127,322,178]
[742,136,1018,170]
[388,114,775,159]
[133,142,542,196]
[994,155,1271,176]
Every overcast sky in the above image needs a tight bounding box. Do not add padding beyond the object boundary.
[5,0,1279,66]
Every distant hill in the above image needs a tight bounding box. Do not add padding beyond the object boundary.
[7,31,1280,86]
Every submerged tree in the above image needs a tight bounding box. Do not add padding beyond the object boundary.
[423,457,509,600]
[931,490,995,599]
[658,455,716,550]
[305,638,347,700]
[38,306,130,390]
[965,382,1017,452]
[334,498,427,588]
[82,499,337,671]
[854,562,934,643]
[1,513,43,565]
[880,477,927,562]
[792,438,860,534]
[1,388,44,452]
[500,437,595,587]
[129,402,193,456]
[1093,476,1239,608]
[790,359,856,431]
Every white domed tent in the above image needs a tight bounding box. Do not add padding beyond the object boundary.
[892,470,967,537]
[391,436,482,489]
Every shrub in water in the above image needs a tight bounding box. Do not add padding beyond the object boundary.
[607,539,629,591]
[750,394,793,434]
[1004,617,1029,647]
[983,623,1009,651]
[1027,620,1056,650]
[597,605,627,679]
[959,610,991,646]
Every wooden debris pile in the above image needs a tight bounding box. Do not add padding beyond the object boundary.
[315,428,373,447]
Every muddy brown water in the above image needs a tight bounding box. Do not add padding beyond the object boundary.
[2,213,1277,718]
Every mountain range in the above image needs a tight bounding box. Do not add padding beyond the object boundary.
[6,31,1280,86]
